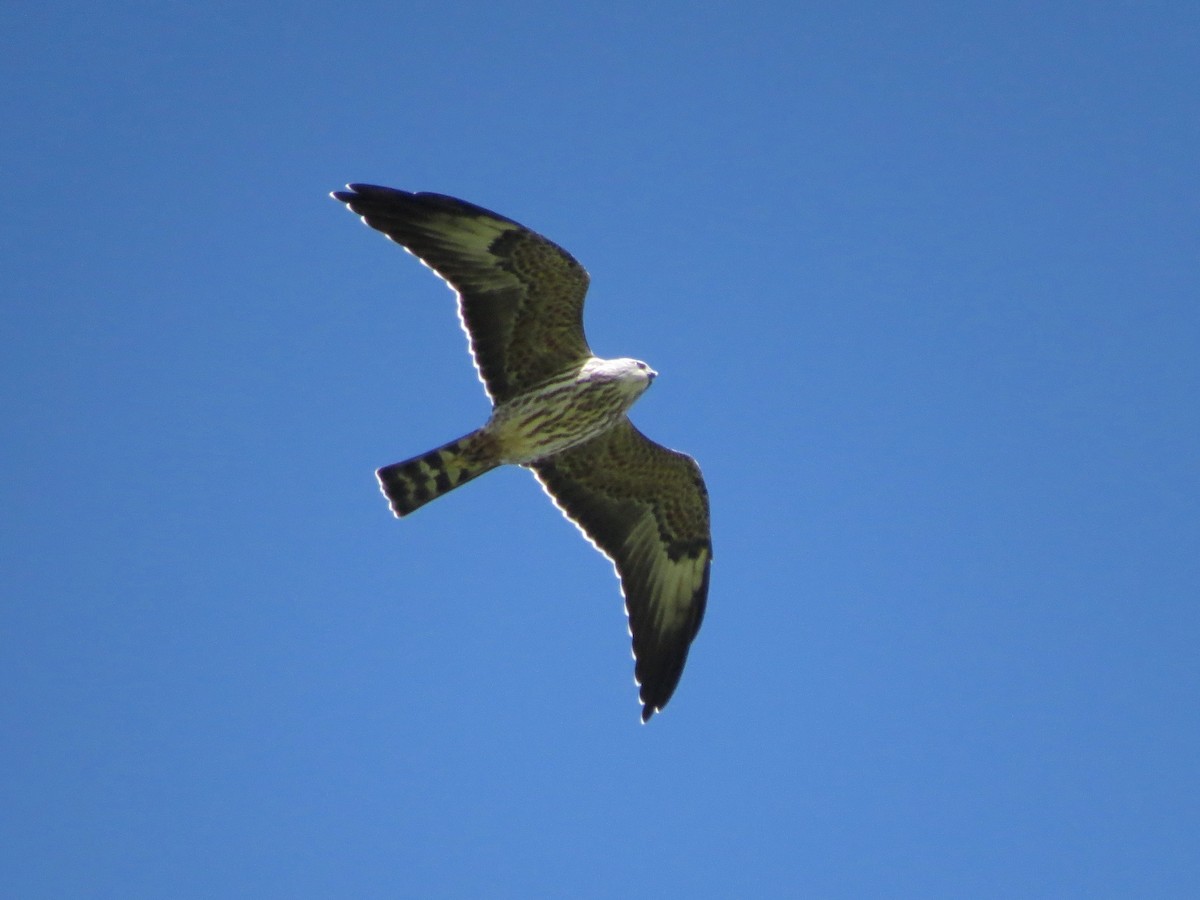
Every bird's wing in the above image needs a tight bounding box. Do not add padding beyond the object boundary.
[333,184,591,403]
[532,419,711,721]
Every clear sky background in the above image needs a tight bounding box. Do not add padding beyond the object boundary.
[3,2,1198,897]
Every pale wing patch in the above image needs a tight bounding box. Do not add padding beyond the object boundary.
[531,465,709,720]
[405,245,516,403]
[619,515,709,636]
[358,209,524,401]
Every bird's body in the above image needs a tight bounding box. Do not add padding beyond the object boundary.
[333,184,711,721]
[376,357,654,515]
[488,356,656,466]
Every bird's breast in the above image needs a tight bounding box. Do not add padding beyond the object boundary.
[487,372,645,464]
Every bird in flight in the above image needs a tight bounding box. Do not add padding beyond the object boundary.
[332,185,711,721]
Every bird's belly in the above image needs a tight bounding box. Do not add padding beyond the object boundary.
[488,378,637,464]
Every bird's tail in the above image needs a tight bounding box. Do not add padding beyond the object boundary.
[376,429,501,517]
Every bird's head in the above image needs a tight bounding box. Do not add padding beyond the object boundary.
[579,357,657,393]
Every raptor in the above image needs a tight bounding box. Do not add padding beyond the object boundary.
[333,185,712,721]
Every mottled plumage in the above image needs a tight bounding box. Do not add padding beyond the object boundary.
[333,184,711,721]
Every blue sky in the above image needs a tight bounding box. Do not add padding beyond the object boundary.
[3,2,1198,896]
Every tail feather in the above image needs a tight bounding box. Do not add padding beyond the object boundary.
[376,429,499,517]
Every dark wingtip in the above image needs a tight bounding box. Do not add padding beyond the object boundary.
[331,184,411,204]
[330,184,520,228]
[634,652,690,725]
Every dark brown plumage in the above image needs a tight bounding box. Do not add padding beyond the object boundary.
[334,185,711,721]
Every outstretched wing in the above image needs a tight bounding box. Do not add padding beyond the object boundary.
[332,184,592,403]
[532,419,712,722]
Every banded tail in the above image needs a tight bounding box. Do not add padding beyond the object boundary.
[376,430,500,517]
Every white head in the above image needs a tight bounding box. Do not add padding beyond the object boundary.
[578,357,657,391]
